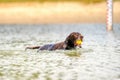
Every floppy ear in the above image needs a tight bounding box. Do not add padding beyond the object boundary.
[65,34,75,43]
[65,35,72,44]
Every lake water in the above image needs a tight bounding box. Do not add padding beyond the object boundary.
[0,24,120,80]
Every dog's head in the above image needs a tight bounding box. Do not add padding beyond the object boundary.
[64,32,83,50]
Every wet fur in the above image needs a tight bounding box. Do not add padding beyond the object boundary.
[26,32,83,51]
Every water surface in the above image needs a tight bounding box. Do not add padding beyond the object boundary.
[0,24,120,80]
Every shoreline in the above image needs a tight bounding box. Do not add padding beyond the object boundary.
[0,2,120,24]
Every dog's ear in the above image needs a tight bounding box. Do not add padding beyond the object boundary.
[64,34,76,48]
[65,33,75,43]
[65,36,71,45]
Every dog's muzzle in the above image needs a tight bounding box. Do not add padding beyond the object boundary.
[75,39,82,48]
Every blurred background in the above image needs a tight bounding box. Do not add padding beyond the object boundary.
[0,0,119,24]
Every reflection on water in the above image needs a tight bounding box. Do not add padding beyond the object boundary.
[0,24,120,80]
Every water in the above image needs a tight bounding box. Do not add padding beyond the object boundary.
[0,24,120,80]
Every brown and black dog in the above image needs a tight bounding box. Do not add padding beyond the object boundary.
[26,32,83,51]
